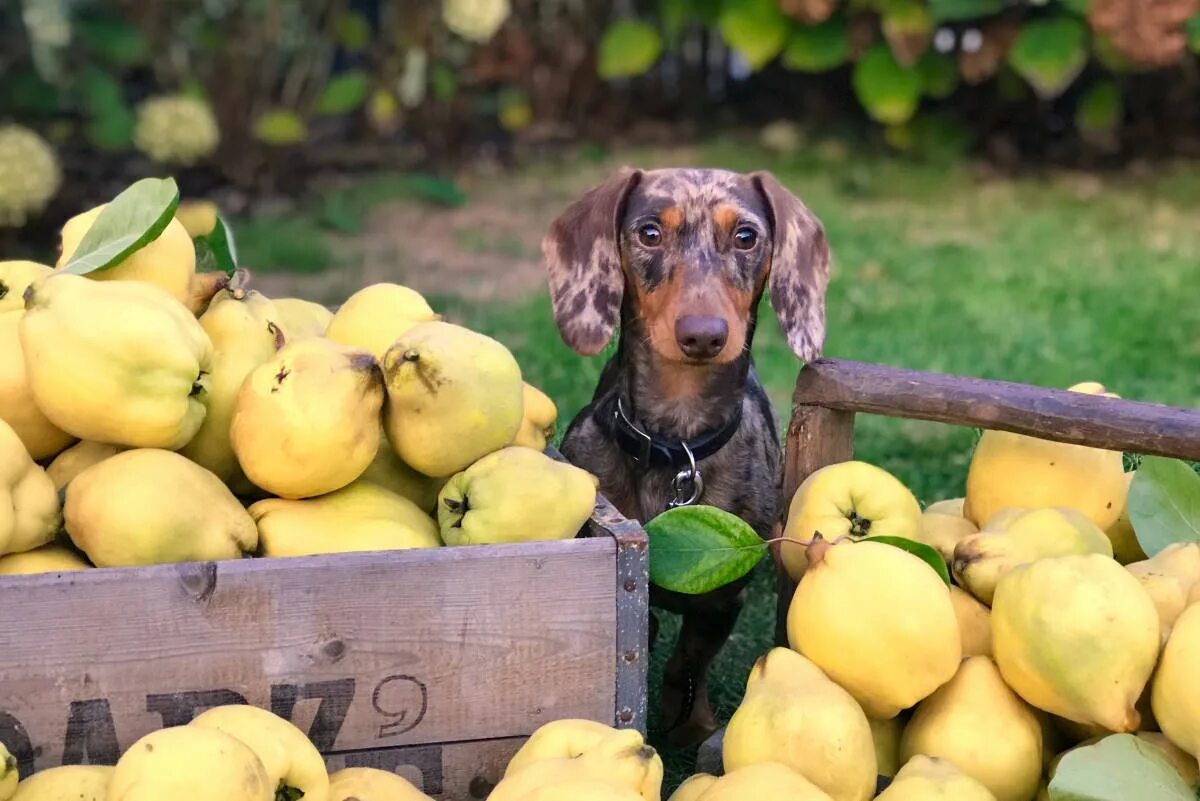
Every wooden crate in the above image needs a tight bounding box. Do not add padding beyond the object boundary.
[0,492,648,801]
[773,358,1200,637]
[697,357,1200,779]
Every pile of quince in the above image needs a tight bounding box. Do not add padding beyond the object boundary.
[668,381,1200,801]
[0,190,597,574]
[0,714,663,801]
[0,703,450,800]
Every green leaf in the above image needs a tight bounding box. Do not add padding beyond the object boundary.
[853,44,922,125]
[1048,734,1196,801]
[335,11,372,52]
[1128,457,1200,557]
[1187,16,1200,54]
[719,0,792,71]
[431,65,459,102]
[661,0,690,46]
[868,536,952,585]
[74,12,150,69]
[85,107,136,152]
[1076,80,1123,134]
[397,174,468,207]
[61,178,181,276]
[315,70,370,116]
[78,68,135,151]
[918,51,959,99]
[882,0,934,66]
[1062,0,1090,14]
[645,505,766,595]
[1008,18,1088,100]
[253,109,308,145]
[0,68,60,117]
[598,20,664,79]
[194,216,239,275]
[782,19,850,72]
[928,0,1003,22]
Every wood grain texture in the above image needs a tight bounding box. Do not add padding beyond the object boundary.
[0,540,617,775]
[325,736,526,800]
[793,359,1200,459]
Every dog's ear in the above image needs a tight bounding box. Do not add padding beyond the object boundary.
[751,170,831,364]
[542,167,643,355]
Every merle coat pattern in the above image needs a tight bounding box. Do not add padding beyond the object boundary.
[542,168,831,745]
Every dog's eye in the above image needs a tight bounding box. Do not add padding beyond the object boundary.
[637,223,662,247]
[734,227,758,250]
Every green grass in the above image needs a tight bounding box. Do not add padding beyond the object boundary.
[241,137,1200,790]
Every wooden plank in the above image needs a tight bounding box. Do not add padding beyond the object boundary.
[781,405,857,507]
[775,404,855,646]
[325,737,527,800]
[793,359,1200,460]
[0,540,616,775]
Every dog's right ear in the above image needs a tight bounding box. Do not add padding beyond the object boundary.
[542,167,643,356]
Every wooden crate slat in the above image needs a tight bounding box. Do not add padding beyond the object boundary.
[0,539,617,775]
[793,359,1200,460]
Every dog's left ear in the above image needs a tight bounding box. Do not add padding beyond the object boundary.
[751,171,831,364]
[542,167,644,356]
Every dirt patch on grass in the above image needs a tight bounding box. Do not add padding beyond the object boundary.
[248,145,708,305]
[249,159,617,305]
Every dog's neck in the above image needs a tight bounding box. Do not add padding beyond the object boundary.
[612,307,757,441]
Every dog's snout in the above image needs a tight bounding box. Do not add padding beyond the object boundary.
[674,315,729,360]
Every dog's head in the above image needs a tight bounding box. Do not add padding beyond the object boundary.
[542,167,830,365]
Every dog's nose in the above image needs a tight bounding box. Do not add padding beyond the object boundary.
[674,315,729,360]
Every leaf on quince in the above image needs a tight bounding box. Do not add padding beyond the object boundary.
[645,505,765,595]
[1048,734,1196,801]
[1008,18,1088,100]
[598,20,663,79]
[868,536,951,585]
[193,215,239,276]
[917,51,959,99]
[882,0,934,66]
[718,0,792,71]
[853,44,922,125]
[61,177,180,276]
[928,0,1003,22]
[1128,457,1200,557]
[253,109,308,146]
[1187,16,1200,54]
[315,70,370,116]
[1076,80,1123,136]
[782,19,851,72]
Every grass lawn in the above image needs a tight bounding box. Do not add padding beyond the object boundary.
[237,136,1200,789]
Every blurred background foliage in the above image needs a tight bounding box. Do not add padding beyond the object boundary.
[3,0,1200,239]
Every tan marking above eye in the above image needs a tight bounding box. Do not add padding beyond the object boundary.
[713,204,740,235]
[659,206,684,232]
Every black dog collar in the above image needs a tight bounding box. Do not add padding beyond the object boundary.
[595,394,743,470]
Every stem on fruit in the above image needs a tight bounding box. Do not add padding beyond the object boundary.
[267,321,286,351]
[227,267,251,297]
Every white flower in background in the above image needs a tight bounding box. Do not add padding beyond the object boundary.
[134,95,220,166]
[443,0,511,43]
[0,125,62,227]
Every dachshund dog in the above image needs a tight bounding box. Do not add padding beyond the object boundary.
[542,168,830,745]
